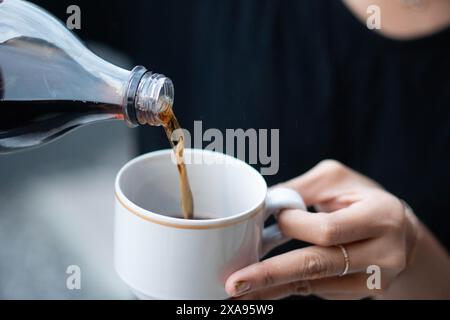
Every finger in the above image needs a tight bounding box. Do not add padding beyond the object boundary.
[277,200,383,246]
[310,273,380,298]
[313,193,362,212]
[281,160,378,206]
[231,280,311,300]
[225,244,369,297]
[233,273,376,300]
[317,291,368,300]
[281,160,349,206]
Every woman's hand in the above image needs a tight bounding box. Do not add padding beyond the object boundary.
[225,160,421,300]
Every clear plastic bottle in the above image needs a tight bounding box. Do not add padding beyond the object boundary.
[0,0,174,153]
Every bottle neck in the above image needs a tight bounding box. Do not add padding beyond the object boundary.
[123,66,174,127]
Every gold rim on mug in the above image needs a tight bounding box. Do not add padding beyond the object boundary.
[115,192,264,230]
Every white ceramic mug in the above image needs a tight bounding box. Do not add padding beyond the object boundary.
[114,149,306,299]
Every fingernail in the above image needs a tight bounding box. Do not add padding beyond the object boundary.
[233,281,251,297]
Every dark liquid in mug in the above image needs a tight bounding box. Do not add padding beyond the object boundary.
[169,214,213,221]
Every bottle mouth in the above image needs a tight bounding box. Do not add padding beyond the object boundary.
[123,66,175,127]
[135,72,174,126]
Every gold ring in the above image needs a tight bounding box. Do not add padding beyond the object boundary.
[337,245,350,276]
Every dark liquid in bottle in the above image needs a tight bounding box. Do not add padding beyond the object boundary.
[0,37,123,153]
[0,100,122,153]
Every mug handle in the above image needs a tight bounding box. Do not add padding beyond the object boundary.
[262,187,307,256]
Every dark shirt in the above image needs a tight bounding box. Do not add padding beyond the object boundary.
[34,0,450,250]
